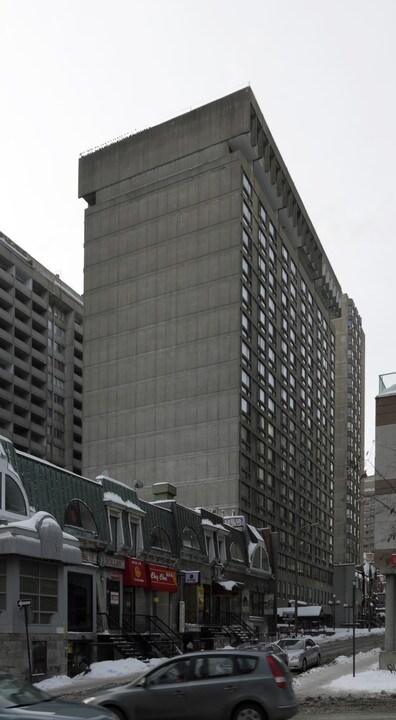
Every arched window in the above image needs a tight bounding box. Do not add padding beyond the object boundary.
[230,542,244,562]
[5,474,27,515]
[150,526,172,552]
[251,546,271,573]
[64,500,98,533]
[182,527,201,550]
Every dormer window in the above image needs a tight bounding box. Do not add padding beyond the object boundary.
[0,472,28,518]
[202,518,229,563]
[5,475,27,515]
[125,501,145,555]
[230,542,244,562]
[128,518,143,555]
[103,493,131,553]
[64,500,97,533]
[182,527,201,551]
[150,526,172,553]
[251,546,271,573]
[109,513,121,552]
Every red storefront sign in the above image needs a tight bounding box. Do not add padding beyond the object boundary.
[147,563,178,592]
[123,558,149,587]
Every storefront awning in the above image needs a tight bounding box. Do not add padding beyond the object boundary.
[147,563,178,592]
[278,605,323,618]
[212,580,242,596]
[123,557,149,587]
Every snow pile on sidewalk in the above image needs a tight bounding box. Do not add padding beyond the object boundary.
[35,657,164,692]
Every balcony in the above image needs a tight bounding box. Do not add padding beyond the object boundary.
[14,375,30,393]
[30,420,45,437]
[0,305,13,329]
[0,286,13,309]
[0,407,12,424]
[31,327,47,348]
[32,292,47,312]
[14,355,30,375]
[14,276,31,301]
[13,393,30,412]
[31,364,46,383]
[32,307,47,327]
[30,439,46,457]
[0,366,13,386]
[15,297,31,321]
[14,316,30,338]
[0,266,13,291]
[31,404,46,420]
[0,385,12,403]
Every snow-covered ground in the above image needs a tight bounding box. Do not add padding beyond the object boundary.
[35,627,393,696]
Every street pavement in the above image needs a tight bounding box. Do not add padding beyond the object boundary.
[53,632,386,707]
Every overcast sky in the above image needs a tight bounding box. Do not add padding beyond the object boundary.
[1,0,395,456]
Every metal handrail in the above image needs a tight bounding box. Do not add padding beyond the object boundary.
[132,614,183,655]
[97,612,152,654]
[227,613,258,641]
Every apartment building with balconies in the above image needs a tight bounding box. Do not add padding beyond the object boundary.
[0,231,83,472]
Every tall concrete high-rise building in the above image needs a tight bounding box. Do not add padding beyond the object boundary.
[0,232,83,473]
[373,372,396,668]
[333,295,365,565]
[79,87,363,606]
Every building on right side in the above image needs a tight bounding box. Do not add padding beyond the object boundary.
[333,294,365,566]
[374,372,396,667]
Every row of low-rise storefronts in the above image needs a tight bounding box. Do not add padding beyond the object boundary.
[0,436,277,680]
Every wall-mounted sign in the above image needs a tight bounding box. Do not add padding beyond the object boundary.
[184,571,200,585]
[110,592,119,605]
[81,551,97,565]
[123,558,148,587]
[147,563,178,592]
[223,515,246,528]
[198,586,204,611]
[104,556,125,570]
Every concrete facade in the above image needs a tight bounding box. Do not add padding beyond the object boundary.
[373,373,396,666]
[78,87,361,608]
[333,294,365,565]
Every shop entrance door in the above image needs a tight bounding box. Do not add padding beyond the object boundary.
[123,588,135,629]
[106,579,120,629]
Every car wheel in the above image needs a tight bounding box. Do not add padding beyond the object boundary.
[317,654,321,667]
[107,707,126,720]
[301,658,308,673]
[232,702,264,720]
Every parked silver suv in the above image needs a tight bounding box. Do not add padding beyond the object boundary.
[84,649,298,720]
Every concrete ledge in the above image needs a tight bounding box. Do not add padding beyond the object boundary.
[379,650,396,670]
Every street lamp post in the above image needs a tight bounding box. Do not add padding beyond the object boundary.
[294,523,318,637]
[332,594,340,632]
[343,602,351,626]
[352,580,357,678]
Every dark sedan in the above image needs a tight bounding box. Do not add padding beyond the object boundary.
[84,649,298,720]
[0,672,116,720]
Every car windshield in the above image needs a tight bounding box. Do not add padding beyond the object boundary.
[278,639,304,650]
[0,676,51,708]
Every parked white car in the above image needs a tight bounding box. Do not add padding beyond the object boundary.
[277,637,321,672]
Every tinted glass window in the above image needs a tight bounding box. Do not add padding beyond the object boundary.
[0,676,49,707]
[5,475,27,515]
[236,655,257,674]
[194,656,233,679]
[147,659,191,685]
[64,500,97,533]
